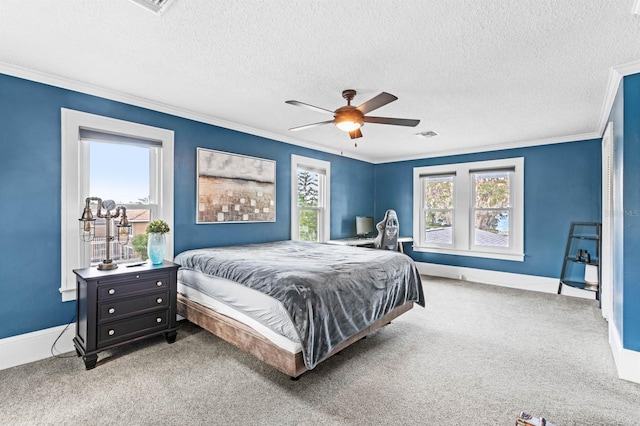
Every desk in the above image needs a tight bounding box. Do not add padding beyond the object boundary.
[326,236,413,253]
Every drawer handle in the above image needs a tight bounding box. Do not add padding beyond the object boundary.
[108,289,115,295]
[108,329,115,336]
[156,317,162,323]
[108,308,115,314]
[156,297,163,304]
[156,281,163,287]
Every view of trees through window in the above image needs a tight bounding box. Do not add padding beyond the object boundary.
[473,171,510,247]
[423,171,511,247]
[297,168,320,241]
[424,175,454,244]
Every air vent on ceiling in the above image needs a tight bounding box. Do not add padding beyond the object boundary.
[415,131,439,139]
[130,0,173,14]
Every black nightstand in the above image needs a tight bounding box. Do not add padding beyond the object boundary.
[73,261,179,369]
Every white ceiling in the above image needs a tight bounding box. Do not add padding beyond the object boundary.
[2,1,640,163]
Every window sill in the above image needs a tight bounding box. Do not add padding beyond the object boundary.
[59,286,76,302]
[412,245,525,262]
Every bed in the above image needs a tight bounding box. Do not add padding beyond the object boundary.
[174,240,424,378]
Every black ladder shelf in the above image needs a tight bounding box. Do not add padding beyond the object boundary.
[557,222,602,305]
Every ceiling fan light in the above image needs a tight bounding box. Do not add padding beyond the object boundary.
[334,109,364,132]
[336,120,362,132]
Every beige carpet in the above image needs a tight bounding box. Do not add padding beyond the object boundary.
[1,276,639,425]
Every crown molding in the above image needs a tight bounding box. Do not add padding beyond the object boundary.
[597,67,623,136]
[596,59,640,137]
[614,58,640,76]
[2,60,635,166]
[373,131,601,164]
[0,62,374,163]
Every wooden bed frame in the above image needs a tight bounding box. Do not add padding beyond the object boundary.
[177,293,414,378]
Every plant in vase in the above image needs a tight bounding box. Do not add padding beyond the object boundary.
[146,219,170,265]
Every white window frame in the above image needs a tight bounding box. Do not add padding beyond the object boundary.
[61,109,174,301]
[291,155,330,242]
[413,157,524,261]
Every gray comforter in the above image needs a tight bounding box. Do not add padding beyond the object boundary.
[174,240,424,369]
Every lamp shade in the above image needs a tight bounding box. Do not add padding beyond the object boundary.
[79,205,96,242]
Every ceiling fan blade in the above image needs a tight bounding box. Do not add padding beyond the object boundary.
[289,120,334,131]
[349,128,363,139]
[285,100,335,115]
[356,92,398,114]
[363,116,420,127]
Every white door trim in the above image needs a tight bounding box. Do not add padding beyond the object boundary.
[601,122,614,320]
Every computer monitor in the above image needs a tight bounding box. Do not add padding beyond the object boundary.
[355,216,374,237]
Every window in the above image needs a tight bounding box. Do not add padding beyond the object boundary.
[61,109,174,301]
[471,170,511,249]
[423,174,455,245]
[413,157,524,261]
[291,155,330,242]
[85,138,156,268]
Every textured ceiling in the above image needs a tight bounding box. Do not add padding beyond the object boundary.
[1,1,640,162]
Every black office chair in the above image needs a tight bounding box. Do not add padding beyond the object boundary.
[373,209,399,251]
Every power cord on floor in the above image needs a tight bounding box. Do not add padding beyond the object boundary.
[50,313,77,359]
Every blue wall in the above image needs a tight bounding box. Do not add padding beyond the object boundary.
[0,73,374,339]
[374,141,602,278]
[0,70,609,344]
[622,73,640,351]
[610,72,640,352]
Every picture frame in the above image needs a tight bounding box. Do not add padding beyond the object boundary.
[197,148,276,223]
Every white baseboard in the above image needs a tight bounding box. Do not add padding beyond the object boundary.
[609,321,640,384]
[416,262,595,299]
[3,267,633,383]
[0,323,76,371]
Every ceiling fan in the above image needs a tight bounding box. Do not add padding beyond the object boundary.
[285,89,420,140]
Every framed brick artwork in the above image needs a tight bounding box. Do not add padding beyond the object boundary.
[197,148,276,223]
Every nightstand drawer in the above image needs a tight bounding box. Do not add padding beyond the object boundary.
[98,311,169,347]
[98,275,169,300]
[98,290,169,322]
